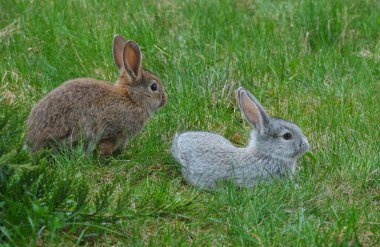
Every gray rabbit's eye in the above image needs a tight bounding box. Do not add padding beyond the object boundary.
[150,81,157,91]
[283,133,292,140]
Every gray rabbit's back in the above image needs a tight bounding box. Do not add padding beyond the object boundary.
[172,131,238,189]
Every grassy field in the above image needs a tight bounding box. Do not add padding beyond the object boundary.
[1,0,379,245]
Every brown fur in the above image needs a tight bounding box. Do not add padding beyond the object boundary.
[26,35,167,155]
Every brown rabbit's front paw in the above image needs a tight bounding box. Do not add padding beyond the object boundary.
[98,138,118,156]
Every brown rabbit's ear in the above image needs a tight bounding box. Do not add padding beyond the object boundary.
[113,35,127,70]
[238,87,270,130]
[123,40,142,80]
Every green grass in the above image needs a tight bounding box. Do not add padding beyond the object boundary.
[1,0,379,245]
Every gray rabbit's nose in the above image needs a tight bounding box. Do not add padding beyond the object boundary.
[300,138,310,151]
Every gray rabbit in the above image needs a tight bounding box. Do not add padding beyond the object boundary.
[172,87,309,189]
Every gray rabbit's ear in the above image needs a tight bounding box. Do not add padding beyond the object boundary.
[237,87,270,130]
[113,35,127,70]
[123,40,142,80]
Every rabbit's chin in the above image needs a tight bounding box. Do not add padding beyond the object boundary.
[287,145,309,160]
[295,146,309,158]
[146,97,166,114]
[259,146,308,161]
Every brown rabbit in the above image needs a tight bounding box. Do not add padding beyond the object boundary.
[26,35,167,155]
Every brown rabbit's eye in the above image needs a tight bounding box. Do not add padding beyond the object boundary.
[283,133,292,140]
[150,82,157,91]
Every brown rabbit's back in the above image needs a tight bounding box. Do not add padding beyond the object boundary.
[26,78,147,151]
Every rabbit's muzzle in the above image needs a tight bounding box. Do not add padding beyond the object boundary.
[159,91,167,107]
[299,138,310,154]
